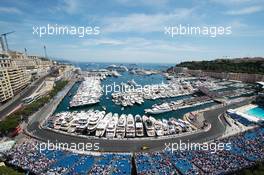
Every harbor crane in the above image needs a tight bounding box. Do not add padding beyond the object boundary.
[0,31,15,51]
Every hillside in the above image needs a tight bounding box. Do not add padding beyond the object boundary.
[175,57,264,75]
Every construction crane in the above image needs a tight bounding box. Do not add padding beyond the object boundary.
[0,31,15,51]
[0,36,5,51]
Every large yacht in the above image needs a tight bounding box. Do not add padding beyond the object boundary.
[87,110,105,133]
[126,114,135,138]
[75,111,90,133]
[142,115,156,137]
[95,112,112,137]
[135,115,144,137]
[162,119,170,135]
[145,103,171,114]
[167,120,176,134]
[154,119,164,136]
[116,114,127,138]
[67,118,79,133]
[105,113,119,138]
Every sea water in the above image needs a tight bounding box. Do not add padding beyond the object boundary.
[54,63,216,119]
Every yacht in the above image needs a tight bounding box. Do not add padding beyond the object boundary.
[95,112,112,137]
[178,119,193,131]
[167,120,176,134]
[54,117,64,130]
[76,117,89,133]
[87,110,105,133]
[64,113,73,122]
[105,113,119,138]
[116,114,127,138]
[126,114,135,138]
[67,119,79,133]
[154,119,164,136]
[162,119,170,135]
[170,118,184,133]
[142,115,155,137]
[60,120,70,132]
[145,103,172,114]
[135,115,144,137]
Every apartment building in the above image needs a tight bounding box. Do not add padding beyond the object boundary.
[9,52,53,79]
[0,53,30,102]
[0,69,13,102]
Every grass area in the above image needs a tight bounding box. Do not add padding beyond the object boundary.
[0,166,24,175]
[176,59,264,75]
[0,80,69,135]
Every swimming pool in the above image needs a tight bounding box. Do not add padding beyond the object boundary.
[246,107,264,119]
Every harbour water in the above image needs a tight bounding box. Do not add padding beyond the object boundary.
[54,63,217,119]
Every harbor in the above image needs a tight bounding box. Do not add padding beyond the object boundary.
[42,63,258,141]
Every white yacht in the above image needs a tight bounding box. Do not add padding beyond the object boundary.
[169,118,184,133]
[145,103,172,114]
[154,119,164,136]
[126,114,135,138]
[105,113,119,138]
[87,110,105,133]
[75,111,90,132]
[67,119,79,133]
[60,120,70,132]
[167,120,176,134]
[162,119,170,135]
[135,115,144,137]
[95,112,112,137]
[142,115,155,137]
[54,117,64,130]
[116,114,127,138]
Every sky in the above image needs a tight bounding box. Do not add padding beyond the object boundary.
[0,0,264,63]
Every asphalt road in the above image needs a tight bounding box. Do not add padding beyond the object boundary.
[0,73,52,119]
[26,87,253,153]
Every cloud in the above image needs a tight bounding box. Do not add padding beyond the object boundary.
[101,9,194,33]
[80,37,205,53]
[56,0,80,14]
[82,38,125,46]
[114,0,169,7]
[210,0,252,5]
[225,6,263,15]
[0,7,22,14]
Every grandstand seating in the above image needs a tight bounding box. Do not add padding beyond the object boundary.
[7,127,264,175]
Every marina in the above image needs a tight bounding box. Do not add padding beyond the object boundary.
[44,64,258,141]
[46,110,197,138]
[52,63,257,121]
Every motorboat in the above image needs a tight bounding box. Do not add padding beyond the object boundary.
[135,115,144,137]
[87,110,105,133]
[126,114,135,138]
[105,113,119,138]
[142,115,155,137]
[116,114,127,138]
[95,112,112,137]
[154,119,164,136]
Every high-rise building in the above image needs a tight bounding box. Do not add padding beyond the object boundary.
[0,69,13,102]
[0,52,30,102]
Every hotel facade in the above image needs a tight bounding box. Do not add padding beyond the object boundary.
[0,51,53,103]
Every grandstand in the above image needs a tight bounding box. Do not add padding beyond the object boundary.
[5,127,264,175]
